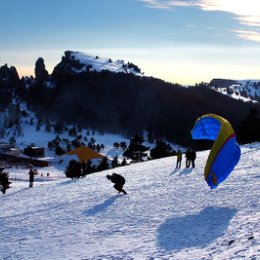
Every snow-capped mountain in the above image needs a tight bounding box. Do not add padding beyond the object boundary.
[1,55,260,259]
[52,51,143,76]
[0,141,259,260]
[210,79,260,103]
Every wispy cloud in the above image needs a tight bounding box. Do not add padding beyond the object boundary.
[140,0,199,9]
[233,29,260,43]
[141,0,260,26]
[199,0,260,27]
[140,0,260,42]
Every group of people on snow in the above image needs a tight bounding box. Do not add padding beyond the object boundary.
[27,164,128,195]
[25,147,196,195]
[176,148,196,169]
[105,147,196,194]
[106,148,196,195]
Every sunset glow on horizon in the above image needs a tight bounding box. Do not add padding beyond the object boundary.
[1,0,260,85]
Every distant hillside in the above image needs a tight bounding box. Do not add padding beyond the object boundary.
[210,79,260,102]
[1,52,260,146]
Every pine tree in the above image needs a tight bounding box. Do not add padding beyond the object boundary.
[121,158,127,166]
[123,134,149,162]
[45,119,51,132]
[113,142,120,149]
[147,131,155,143]
[9,136,16,145]
[54,121,64,134]
[0,128,5,138]
[55,145,65,156]
[68,126,77,136]
[237,108,260,144]
[36,119,42,131]
[65,160,82,179]
[82,160,96,177]
[150,139,173,159]
[97,157,109,171]
[112,156,119,168]
[120,142,127,150]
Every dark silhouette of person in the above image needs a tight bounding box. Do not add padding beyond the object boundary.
[28,166,37,188]
[190,149,196,168]
[106,173,127,195]
[0,168,12,194]
[176,149,182,168]
[185,148,191,168]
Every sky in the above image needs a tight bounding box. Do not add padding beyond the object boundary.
[1,0,260,85]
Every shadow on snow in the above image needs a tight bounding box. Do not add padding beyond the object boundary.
[83,195,119,216]
[178,168,193,176]
[157,206,237,251]
[58,179,78,186]
[170,168,193,176]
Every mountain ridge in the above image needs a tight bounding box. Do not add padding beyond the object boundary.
[210,78,260,102]
[1,51,260,145]
[52,50,143,77]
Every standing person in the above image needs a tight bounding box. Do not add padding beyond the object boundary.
[0,168,12,194]
[176,148,182,169]
[190,149,196,168]
[106,173,127,195]
[185,148,191,168]
[28,166,37,188]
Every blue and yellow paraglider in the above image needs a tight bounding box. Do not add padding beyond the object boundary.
[191,114,241,189]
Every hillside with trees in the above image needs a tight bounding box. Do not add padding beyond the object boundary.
[1,53,260,147]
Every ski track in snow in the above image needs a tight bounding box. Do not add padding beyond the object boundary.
[0,143,259,260]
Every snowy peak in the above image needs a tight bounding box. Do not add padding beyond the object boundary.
[53,51,143,76]
[209,78,260,103]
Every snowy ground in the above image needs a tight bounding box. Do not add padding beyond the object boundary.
[0,143,259,260]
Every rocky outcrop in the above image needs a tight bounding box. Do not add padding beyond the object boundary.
[209,79,237,88]
[52,50,143,77]
[35,57,49,84]
[0,64,21,110]
[52,51,85,75]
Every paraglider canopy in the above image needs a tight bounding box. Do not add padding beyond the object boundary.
[191,114,241,189]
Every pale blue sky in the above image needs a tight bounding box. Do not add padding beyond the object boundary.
[1,0,260,85]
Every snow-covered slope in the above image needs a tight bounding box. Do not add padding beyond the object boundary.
[210,79,260,103]
[53,51,144,77]
[0,143,259,260]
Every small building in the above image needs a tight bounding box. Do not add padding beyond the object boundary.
[7,148,21,156]
[24,146,45,157]
[0,143,15,150]
[0,143,20,156]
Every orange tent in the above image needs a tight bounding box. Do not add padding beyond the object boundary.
[66,145,104,163]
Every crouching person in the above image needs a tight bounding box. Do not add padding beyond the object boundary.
[106,173,127,195]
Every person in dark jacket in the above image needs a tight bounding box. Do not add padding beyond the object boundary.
[185,148,191,168]
[0,168,12,194]
[176,149,182,169]
[190,149,196,168]
[28,166,37,188]
[106,173,127,195]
